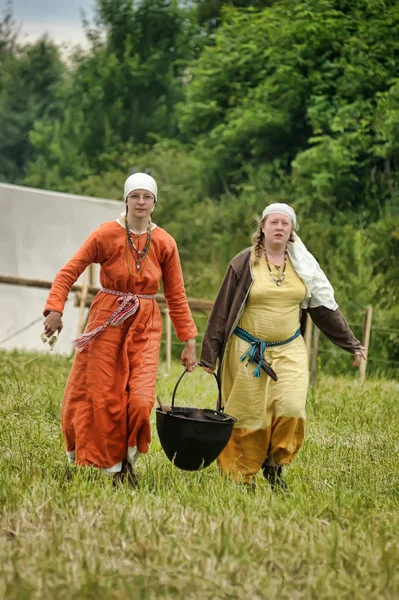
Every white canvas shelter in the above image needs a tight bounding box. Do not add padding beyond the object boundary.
[0,183,123,355]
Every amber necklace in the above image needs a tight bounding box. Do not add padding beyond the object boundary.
[124,216,152,277]
[264,248,288,286]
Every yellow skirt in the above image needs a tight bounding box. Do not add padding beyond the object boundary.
[219,333,308,482]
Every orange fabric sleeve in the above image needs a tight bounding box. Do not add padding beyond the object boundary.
[161,241,198,342]
[44,230,102,316]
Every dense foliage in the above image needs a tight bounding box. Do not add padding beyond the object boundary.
[0,0,398,374]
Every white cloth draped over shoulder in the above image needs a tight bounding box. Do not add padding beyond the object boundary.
[287,233,338,311]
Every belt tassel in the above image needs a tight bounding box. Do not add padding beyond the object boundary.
[73,288,155,352]
[235,327,301,380]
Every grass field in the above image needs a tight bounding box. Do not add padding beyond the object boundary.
[0,350,398,599]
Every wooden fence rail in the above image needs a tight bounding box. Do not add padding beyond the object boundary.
[0,273,214,374]
[0,274,214,313]
[0,274,371,382]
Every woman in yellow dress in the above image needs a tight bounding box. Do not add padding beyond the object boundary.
[200,203,365,491]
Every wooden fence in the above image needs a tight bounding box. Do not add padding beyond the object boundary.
[0,272,213,374]
[0,273,372,383]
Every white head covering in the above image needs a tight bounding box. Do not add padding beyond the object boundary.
[260,202,338,311]
[124,172,158,201]
[262,202,297,230]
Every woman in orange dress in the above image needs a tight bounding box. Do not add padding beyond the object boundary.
[43,173,197,483]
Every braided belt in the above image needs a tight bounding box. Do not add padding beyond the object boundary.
[73,287,156,352]
[234,326,301,378]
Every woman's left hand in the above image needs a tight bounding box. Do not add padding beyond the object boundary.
[353,346,367,368]
[181,338,197,372]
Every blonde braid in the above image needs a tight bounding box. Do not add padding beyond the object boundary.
[251,224,264,265]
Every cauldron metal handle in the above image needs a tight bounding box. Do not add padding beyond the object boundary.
[171,368,222,412]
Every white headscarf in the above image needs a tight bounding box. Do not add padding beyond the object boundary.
[262,203,338,310]
[262,203,297,230]
[124,172,158,201]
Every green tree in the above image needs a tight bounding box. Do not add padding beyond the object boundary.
[26,0,203,188]
[0,4,18,57]
[178,0,399,222]
[195,0,273,30]
[0,31,64,183]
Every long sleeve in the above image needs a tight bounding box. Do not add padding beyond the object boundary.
[161,241,197,342]
[308,306,362,353]
[200,265,239,370]
[44,230,102,316]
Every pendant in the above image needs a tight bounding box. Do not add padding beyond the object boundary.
[136,263,140,270]
[277,281,281,286]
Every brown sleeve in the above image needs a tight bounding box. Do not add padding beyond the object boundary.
[200,265,239,370]
[308,306,362,354]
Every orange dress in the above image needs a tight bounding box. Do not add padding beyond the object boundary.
[44,220,197,471]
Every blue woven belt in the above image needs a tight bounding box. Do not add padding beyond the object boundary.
[234,326,301,378]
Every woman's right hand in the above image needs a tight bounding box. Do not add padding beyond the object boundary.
[353,346,367,368]
[43,311,63,338]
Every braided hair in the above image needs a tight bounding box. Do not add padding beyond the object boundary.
[251,221,265,265]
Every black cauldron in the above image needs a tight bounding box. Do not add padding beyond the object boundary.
[156,369,236,471]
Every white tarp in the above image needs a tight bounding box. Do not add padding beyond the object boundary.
[0,183,123,355]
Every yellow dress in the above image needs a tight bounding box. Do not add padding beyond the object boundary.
[218,253,308,482]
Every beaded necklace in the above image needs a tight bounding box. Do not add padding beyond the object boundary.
[124,216,152,277]
[264,248,288,286]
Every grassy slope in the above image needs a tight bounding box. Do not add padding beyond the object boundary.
[0,351,398,599]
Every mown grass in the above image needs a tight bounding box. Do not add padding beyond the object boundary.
[0,349,398,599]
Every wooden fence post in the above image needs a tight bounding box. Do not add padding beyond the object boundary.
[309,326,320,387]
[89,263,97,287]
[76,268,90,337]
[304,313,313,369]
[164,308,172,375]
[359,305,373,385]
